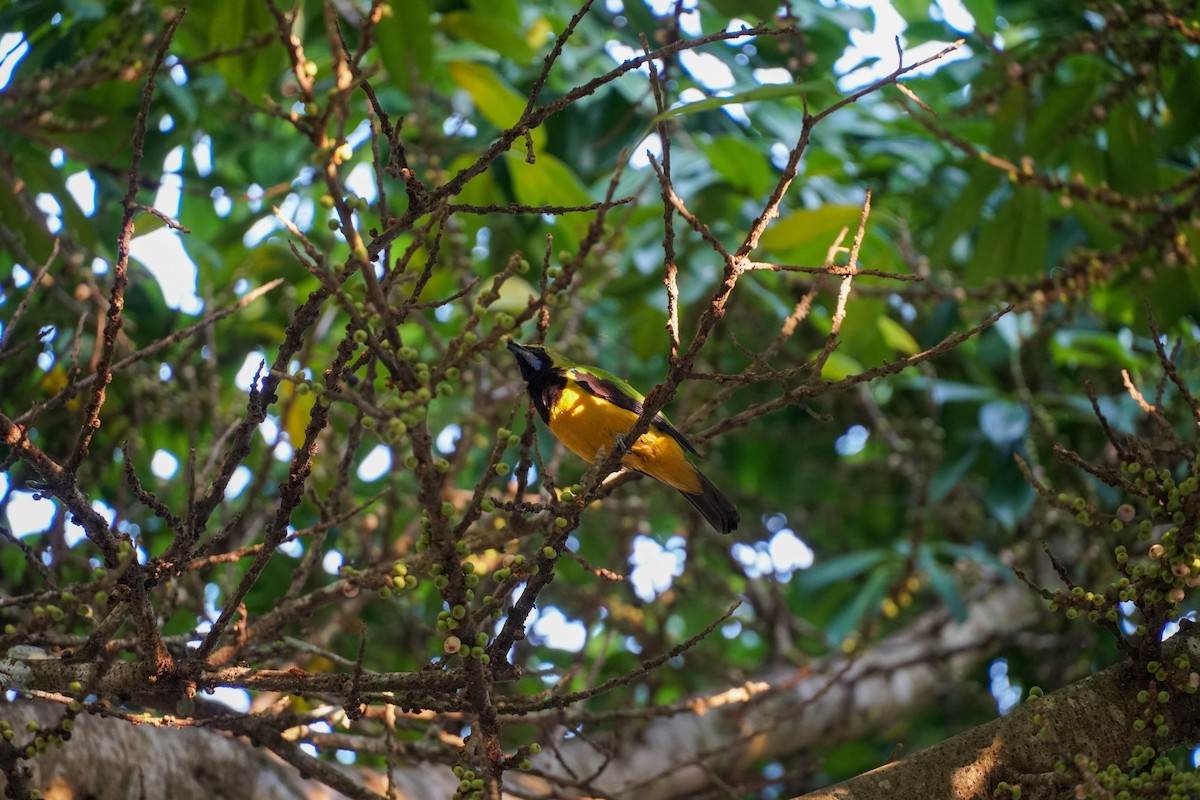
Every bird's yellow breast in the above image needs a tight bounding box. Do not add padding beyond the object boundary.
[547,383,701,494]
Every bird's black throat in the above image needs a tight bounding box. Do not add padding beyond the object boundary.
[528,371,566,424]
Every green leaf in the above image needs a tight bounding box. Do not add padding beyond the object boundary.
[930,445,979,503]
[376,0,436,93]
[983,456,1036,530]
[929,164,1001,266]
[0,174,54,264]
[439,11,536,63]
[890,0,930,23]
[795,549,891,592]
[502,151,591,209]
[199,2,284,103]
[821,351,865,381]
[827,565,896,645]
[132,211,167,237]
[822,297,896,374]
[760,205,862,252]
[449,62,546,152]
[1105,100,1158,196]
[1164,57,1200,150]
[961,0,997,34]
[1,545,26,587]
[700,135,773,197]
[969,184,1047,283]
[917,547,967,622]
[468,0,520,26]
[1027,78,1097,157]
[1049,329,1140,370]
[990,83,1027,153]
[877,316,920,355]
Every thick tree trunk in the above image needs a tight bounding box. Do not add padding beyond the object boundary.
[799,623,1200,800]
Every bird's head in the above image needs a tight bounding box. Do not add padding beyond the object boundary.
[506,339,561,383]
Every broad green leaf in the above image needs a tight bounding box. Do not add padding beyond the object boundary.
[929,164,1001,266]
[1164,57,1200,150]
[132,211,167,237]
[821,350,865,381]
[1105,100,1158,196]
[969,184,1047,283]
[439,12,536,63]
[877,316,920,355]
[1,545,27,587]
[1140,266,1199,332]
[918,547,967,622]
[376,0,436,93]
[795,549,890,592]
[1027,78,1096,157]
[0,176,54,263]
[158,72,198,128]
[827,564,897,645]
[1049,329,1140,370]
[449,62,546,152]
[699,135,773,197]
[814,296,896,375]
[990,83,1027,153]
[502,151,590,209]
[962,0,997,34]
[468,0,520,26]
[202,2,284,103]
[759,205,861,253]
[890,0,930,23]
[983,456,1036,530]
[930,445,979,503]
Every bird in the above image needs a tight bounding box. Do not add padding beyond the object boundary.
[506,339,739,533]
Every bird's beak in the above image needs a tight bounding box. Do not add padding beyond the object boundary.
[506,340,543,381]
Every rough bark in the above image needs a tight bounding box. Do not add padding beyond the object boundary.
[799,624,1200,800]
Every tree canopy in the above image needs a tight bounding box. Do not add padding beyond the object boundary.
[1,1,1199,799]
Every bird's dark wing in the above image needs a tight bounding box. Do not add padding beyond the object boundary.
[568,368,700,458]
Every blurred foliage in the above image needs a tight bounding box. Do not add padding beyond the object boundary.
[1,0,1199,797]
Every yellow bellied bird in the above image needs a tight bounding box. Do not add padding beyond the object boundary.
[506,340,739,533]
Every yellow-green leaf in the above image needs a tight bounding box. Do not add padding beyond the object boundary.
[449,62,546,152]
[439,12,536,64]
[821,351,864,381]
[502,151,590,209]
[877,316,920,355]
[759,205,862,252]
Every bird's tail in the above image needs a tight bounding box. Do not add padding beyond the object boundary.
[680,471,739,534]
